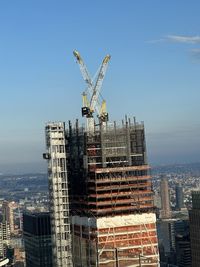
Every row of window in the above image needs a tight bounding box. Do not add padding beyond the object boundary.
[51,145,65,153]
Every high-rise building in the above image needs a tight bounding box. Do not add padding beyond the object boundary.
[2,201,15,234]
[189,191,200,267]
[160,177,171,219]
[23,212,52,267]
[157,219,191,267]
[175,184,184,211]
[0,221,10,259]
[157,219,176,263]
[66,118,159,266]
[44,122,72,267]
[44,118,159,266]
[175,231,191,267]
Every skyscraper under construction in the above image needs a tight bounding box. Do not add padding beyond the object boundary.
[67,118,159,266]
[44,51,159,266]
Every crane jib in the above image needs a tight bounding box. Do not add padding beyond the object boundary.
[73,50,111,129]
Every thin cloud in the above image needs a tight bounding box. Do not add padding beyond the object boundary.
[148,35,200,44]
[166,35,200,44]
[148,34,200,63]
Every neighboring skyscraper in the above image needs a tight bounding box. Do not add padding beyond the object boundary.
[23,212,52,267]
[44,122,72,267]
[175,184,184,210]
[160,177,171,219]
[157,219,191,267]
[189,191,200,267]
[157,219,176,263]
[175,231,191,267]
[67,118,159,266]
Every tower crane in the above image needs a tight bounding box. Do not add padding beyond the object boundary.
[73,50,111,131]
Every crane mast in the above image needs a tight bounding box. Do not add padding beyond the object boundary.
[73,50,111,131]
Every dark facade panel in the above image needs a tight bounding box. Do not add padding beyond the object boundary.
[23,212,52,267]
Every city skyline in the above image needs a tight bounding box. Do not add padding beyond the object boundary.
[0,1,200,172]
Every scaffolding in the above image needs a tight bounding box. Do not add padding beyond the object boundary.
[67,118,154,216]
[71,214,159,267]
[67,117,159,266]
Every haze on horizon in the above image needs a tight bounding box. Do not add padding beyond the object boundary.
[0,1,200,173]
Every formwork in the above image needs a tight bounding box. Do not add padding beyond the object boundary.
[66,118,159,266]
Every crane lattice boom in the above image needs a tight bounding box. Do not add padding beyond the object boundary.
[73,50,111,126]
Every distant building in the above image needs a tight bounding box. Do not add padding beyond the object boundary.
[23,212,52,267]
[175,220,191,267]
[154,191,162,209]
[157,219,175,263]
[2,201,15,234]
[0,258,9,266]
[10,237,25,267]
[189,191,200,267]
[160,177,171,219]
[175,185,184,210]
[157,219,191,267]
[13,248,25,267]
[176,234,191,267]
[0,221,10,259]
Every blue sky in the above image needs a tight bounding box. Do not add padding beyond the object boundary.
[0,1,200,173]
